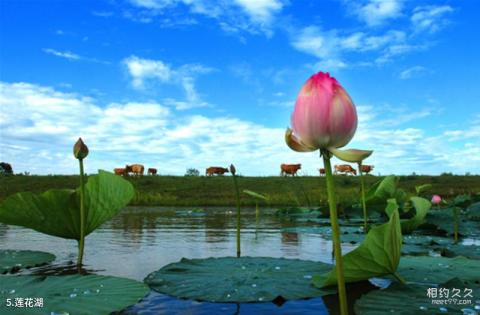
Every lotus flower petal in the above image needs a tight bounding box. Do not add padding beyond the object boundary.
[285,128,317,152]
[328,147,373,163]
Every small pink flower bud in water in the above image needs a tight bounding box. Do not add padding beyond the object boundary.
[73,138,89,160]
[431,195,442,205]
[230,164,236,175]
[286,72,358,152]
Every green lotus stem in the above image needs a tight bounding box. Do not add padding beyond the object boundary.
[77,158,86,266]
[232,172,241,258]
[393,272,407,285]
[358,162,368,232]
[322,150,348,315]
[453,207,459,243]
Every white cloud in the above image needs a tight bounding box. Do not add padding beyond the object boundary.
[43,48,81,61]
[123,56,213,109]
[129,0,175,10]
[2,82,479,176]
[351,0,403,26]
[399,66,428,79]
[125,0,285,36]
[233,0,284,24]
[123,56,172,88]
[411,5,453,33]
[43,48,110,64]
[444,124,480,141]
[291,26,407,69]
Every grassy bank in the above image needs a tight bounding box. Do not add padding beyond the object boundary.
[1,174,479,207]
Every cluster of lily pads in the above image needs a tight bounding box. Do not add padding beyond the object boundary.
[276,175,480,313]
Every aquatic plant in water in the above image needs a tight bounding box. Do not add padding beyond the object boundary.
[243,189,268,221]
[73,137,88,266]
[230,164,242,257]
[285,71,372,314]
[0,138,135,266]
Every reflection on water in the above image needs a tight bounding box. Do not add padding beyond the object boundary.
[0,206,360,314]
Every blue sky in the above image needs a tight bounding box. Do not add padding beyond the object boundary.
[0,0,479,175]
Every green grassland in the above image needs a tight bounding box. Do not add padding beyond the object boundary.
[1,174,479,207]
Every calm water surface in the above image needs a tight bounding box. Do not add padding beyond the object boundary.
[0,207,363,314]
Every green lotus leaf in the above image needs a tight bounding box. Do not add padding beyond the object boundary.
[0,275,148,315]
[365,175,398,203]
[414,184,432,195]
[145,256,336,302]
[403,197,431,233]
[282,226,366,244]
[466,202,480,221]
[452,194,472,208]
[425,207,480,238]
[396,256,480,283]
[386,197,431,234]
[354,278,479,315]
[243,190,268,200]
[313,209,402,288]
[0,250,55,274]
[434,244,480,260]
[0,170,134,240]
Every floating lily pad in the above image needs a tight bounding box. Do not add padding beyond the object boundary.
[466,202,480,221]
[281,226,365,244]
[144,256,336,302]
[0,274,149,315]
[354,278,480,315]
[433,244,480,260]
[400,243,430,256]
[425,208,480,238]
[396,256,480,284]
[402,234,454,246]
[296,217,381,226]
[400,234,455,256]
[0,250,55,274]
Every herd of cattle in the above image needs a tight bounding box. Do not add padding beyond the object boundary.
[280,163,374,176]
[114,164,156,176]
[113,164,374,176]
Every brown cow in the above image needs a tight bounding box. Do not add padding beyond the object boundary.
[206,167,229,176]
[360,165,374,174]
[126,164,144,176]
[281,164,301,176]
[114,168,126,176]
[148,168,157,176]
[334,164,357,176]
[319,168,326,176]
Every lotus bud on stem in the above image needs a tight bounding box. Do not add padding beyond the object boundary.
[73,137,89,267]
[230,164,241,258]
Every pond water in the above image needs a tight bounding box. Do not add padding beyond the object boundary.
[0,207,367,314]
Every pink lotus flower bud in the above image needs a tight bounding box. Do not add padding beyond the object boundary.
[431,195,442,205]
[286,72,357,152]
[73,137,89,160]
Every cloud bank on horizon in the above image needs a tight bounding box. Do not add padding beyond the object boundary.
[0,0,479,175]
